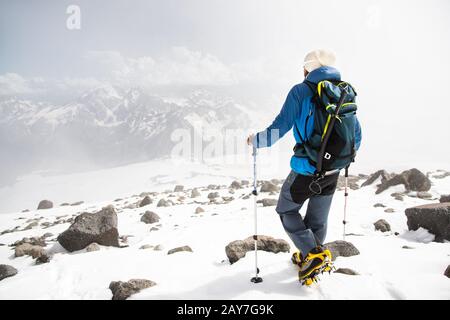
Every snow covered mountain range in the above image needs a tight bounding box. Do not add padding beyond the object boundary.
[0,87,255,184]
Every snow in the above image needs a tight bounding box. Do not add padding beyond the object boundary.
[0,158,449,300]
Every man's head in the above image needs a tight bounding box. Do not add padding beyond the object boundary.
[303,49,336,77]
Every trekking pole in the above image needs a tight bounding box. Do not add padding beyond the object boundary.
[250,146,263,283]
[343,165,349,240]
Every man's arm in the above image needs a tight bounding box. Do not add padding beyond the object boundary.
[251,85,305,148]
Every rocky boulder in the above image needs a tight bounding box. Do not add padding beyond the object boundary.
[140,211,160,224]
[361,170,390,187]
[167,245,193,255]
[260,182,279,193]
[15,243,46,259]
[262,198,278,207]
[190,188,201,198]
[109,279,156,300]
[207,192,220,200]
[405,203,450,242]
[445,265,450,278]
[139,196,152,207]
[0,265,18,281]
[376,168,431,194]
[157,199,171,207]
[225,235,290,264]
[57,205,120,252]
[37,200,53,210]
[174,185,184,192]
[230,180,242,189]
[324,240,360,261]
[440,195,450,203]
[374,219,391,232]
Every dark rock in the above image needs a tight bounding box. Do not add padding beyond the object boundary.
[191,188,201,198]
[150,227,159,232]
[23,221,39,230]
[60,203,70,206]
[15,243,46,259]
[0,265,18,281]
[140,244,154,250]
[260,182,279,193]
[141,211,160,224]
[167,245,193,255]
[374,203,386,208]
[37,200,53,210]
[417,192,433,200]
[57,205,120,252]
[70,201,84,206]
[262,198,278,207]
[376,168,431,194]
[402,245,415,249]
[36,252,52,264]
[156,198,170,207]
[374,219,391,232]
[222,196,234,202]
[207,192,220,200]
[384,208,395,213]
[324,240,360,261]
[139,196,152,207]
[225,235,290,264]
[21,209,30,213]
[334,268,359,275]
[405,203,450,242]
[109,279,156,300]
[174,185,184,192]
[361,170,390,187]
[445,265,450,278]
[230,180,242,189]
[439,195,450,203]
[195,207,205,214]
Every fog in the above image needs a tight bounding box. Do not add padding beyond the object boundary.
[1,0,449,188]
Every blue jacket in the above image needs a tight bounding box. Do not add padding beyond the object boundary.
[253,66,362,175]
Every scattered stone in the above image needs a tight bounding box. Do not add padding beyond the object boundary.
[140,211,160,224]
[241,180,249,186]
[12,236,46,247]
[156,199,170,207]
[334,268,359,275]
[361,170,390,187]
[222,196,234,202]
[324,240,360,261]
[36,253,51,264]
[109,279,156,300]
[262,198,278,207]
[405,203,450,242]
[21,209,30,213]
[230,180,242,189]
[139,244,154,250]
[439,195,450,203]
[0,265,18,281]
[174,185,184,192]
[23,221,39,230]
[445,265,450,278]
[337,175,361,190]
[150,227,159,232]
[139,196,153,207]
[417,191,433,200]
[374,203,386,208]
[260,182,279,193]
[195,207,205,214]
[376,168,431,194]
[242,194,250,200]
[57,205,120,252]
[374,219,391,232]
[70,201,84,206]
[60,203,70,206]
[114,198,123,202]
[15,243,46,259]
[37,200,53,210]
[154,244,163,251]
[86,243,100,252]
[207,192,220,200]
[384,208,395,213]
[225,235,290,264]
[402,245,415,249]
[167,245,193,255]
[207,184,218,190]
[433,172,450,179]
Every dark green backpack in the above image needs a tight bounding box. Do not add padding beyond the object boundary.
[294,79,358,176]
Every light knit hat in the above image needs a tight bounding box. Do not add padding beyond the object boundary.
[303,49,336,72]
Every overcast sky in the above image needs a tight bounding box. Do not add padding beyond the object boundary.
[1,0,450,167]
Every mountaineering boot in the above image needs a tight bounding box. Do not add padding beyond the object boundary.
[298,246,333,285]
[291,251,303,268]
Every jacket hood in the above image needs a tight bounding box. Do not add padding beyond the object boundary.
[305,66,341,84]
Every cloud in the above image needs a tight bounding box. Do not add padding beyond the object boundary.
[85,47,239,87]
[0,73,44,96]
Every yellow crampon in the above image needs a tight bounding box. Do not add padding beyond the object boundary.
[298,248,335,286]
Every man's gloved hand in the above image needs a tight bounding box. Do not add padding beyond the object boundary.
[246,134,255,146]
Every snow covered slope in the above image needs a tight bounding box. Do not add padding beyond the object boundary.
[0,159,449,300]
